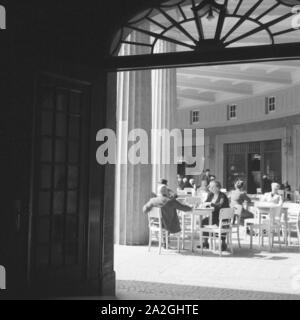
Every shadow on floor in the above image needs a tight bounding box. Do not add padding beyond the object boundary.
[116,280,300,300]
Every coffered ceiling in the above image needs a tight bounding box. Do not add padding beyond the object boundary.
[177,60,300,109]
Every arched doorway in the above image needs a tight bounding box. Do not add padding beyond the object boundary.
[17,0,300,298]
[104,0,300,297]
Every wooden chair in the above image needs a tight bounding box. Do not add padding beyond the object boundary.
[147,208,180,254]
[282,203,300,251]
[294,191,300,204]
[250,205,282,251]
[179,197,202,250]
[199,208,235,256]
[178,209,192,250]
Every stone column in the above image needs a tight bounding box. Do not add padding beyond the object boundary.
[114,31,153,245]
[152,40,178,193]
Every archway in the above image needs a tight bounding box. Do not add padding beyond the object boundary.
[102,0,300,297]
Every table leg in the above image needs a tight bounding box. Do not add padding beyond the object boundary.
[285,212,288,247]
[258,212,262,247]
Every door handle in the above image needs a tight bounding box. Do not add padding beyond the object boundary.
[16,211,21,231]
[14,200,22,232]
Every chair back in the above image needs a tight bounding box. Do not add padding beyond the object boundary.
[219,208,235,228]
[184,188,195,195]
[185,196,202,208]
[294,191,300,203]
[283,202,300,222]
[269,205,282,223]
[148,207,162,230]
[232,205,243,225]
[177,189,186,196]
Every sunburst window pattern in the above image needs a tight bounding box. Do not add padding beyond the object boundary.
[110,0,300,56]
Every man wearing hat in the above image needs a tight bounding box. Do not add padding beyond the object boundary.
[157,178,177,199]
[143,184,192,234]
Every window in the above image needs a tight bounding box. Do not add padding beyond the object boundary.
[227,104,237,120]
[266,96,276,113]
[191,110,199,124]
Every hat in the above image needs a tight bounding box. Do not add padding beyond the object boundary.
[158,179,168,185]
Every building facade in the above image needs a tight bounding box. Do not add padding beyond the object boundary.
[177,70,300,193]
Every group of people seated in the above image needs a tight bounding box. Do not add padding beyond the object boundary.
[143,173,284,252]
[177,169,216,191]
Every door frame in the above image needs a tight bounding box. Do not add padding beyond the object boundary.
[215,128,286,188]
[105,42,300,71]
[293,124,300,191]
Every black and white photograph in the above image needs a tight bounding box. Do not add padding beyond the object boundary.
[2,0,300,304]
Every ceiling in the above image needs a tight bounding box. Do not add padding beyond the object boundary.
[176,60,300,109]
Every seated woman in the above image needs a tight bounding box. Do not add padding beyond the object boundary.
[229,180,253,225]
[143,185,192,234]
[201,181,230,251]
[197,179,208,192]
[196,179,209,202]
[260,182,283,205]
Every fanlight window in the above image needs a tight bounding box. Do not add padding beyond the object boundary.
[111,0,300,56]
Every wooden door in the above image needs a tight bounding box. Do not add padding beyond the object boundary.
[30,74,91,294]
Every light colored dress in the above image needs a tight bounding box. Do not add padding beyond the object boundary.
[196,188,208,203]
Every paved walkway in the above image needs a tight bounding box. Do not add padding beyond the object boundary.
[115,238,300,300]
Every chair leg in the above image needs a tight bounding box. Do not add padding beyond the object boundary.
[177,234,180,253]
[283,226,288,248]
[230,232,234,254]
[200,231,203,255]
[148,231,152,252]
[297,227,300,252]
[269,228,273,252]
[250,225,253,249]
[219,235,222,257]
[288,227,291,246]
[213,235,216,252]
[237,226,241,249]
[165,232,169,251]
[159,231,162,255]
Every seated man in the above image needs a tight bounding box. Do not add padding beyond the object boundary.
[143,185,192,234]
[182,177,192,189]
[200,180,230,251]
[177,175,185,190]
[157,178,177,199]
[260,182,283,205]
[189,178,196,189]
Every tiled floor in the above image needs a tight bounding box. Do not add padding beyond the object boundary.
[115,236,300,300]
